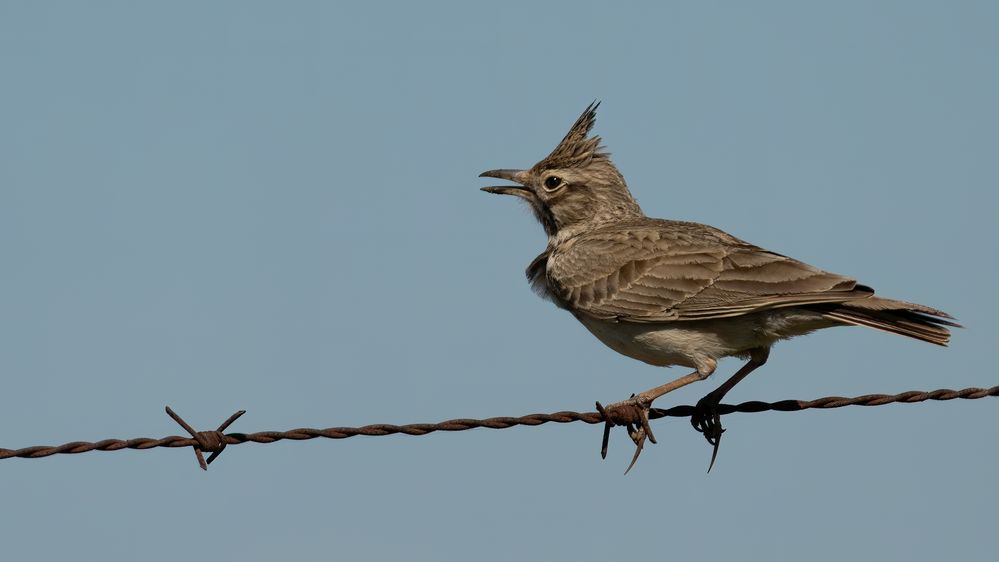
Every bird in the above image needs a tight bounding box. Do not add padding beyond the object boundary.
[479,102,959,472]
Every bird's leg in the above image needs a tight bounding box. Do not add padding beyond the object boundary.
[691,347,770,471]
[597,362,716,473]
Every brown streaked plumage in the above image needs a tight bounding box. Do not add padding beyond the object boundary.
[480,102,959,471]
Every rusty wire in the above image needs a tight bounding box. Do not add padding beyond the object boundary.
[1,385,996,469]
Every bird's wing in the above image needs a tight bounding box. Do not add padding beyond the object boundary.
[547,221,870,322]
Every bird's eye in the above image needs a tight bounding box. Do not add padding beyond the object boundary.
[543,176,564,191]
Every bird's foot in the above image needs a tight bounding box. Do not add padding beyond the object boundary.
[595,393,657,474]
[690,393,725,472]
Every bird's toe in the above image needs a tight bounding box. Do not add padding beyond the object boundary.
[690,394,726,471]
[596,394,657,474]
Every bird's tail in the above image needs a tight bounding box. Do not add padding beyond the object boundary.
[820,297,960,346]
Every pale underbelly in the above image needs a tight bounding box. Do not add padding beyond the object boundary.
[575,309,835,370]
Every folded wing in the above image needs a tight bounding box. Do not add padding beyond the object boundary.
[549,221,873,322]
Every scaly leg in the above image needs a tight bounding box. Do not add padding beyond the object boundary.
[597,360,716,473]
[691,347,770,471]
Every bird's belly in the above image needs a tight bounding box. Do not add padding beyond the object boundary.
[574,316,742,370]
[575,310,832,370]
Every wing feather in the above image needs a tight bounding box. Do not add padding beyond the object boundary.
[547,220,870,322]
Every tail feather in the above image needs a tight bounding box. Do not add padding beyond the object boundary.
[819,297,960,346]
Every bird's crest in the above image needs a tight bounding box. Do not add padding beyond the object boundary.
[535,101,608,171]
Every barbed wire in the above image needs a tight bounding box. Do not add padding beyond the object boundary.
[1,385,995,469]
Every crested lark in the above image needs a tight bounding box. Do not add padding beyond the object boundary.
[480,103,958,471]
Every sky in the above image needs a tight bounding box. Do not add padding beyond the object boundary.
[1,2,997,561]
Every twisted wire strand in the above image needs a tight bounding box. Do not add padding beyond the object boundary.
[2,385,996,461]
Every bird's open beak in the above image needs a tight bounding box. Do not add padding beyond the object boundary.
[479,169,530,196]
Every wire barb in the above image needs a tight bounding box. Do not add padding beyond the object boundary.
[165,406,246,470]
[0,386,995,470]
[595,395,657,474]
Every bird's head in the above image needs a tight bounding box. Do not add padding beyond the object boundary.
[480,102,643,238]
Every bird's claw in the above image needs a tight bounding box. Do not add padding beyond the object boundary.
[690,394,725,472]
[596,394,656,474]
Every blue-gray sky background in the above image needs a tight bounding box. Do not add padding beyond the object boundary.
[2,2,996,560]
